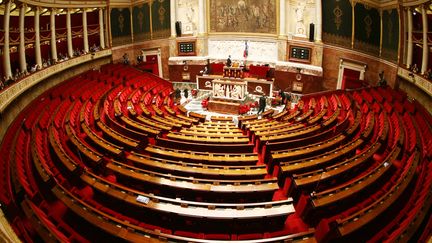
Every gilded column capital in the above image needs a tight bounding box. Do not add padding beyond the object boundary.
[32,6,43,13]
[16,2,26,9]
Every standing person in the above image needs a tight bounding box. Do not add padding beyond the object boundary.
[378,71,387,86]
[280,89,286,105]
[226,55,232,67]
[257,95,266,114]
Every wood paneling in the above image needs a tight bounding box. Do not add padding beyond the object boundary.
[169,64,206,82]
[274,71,323,94]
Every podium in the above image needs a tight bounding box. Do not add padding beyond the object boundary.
[208,79,247,114]
[223,66,243,79]
[212,79,247,101]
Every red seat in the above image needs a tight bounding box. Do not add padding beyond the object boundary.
[175,230,204,239]
[205,233,231,240]
[237,233,263,240]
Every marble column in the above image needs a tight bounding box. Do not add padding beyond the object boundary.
[198,0,206,35]
[34,7,42,69]
[82,9,89,53]
[2,0,12,79]
[104,8,109,48]
[170,0,176,37]
[315,0,322,42]
[279,0,286,38]
[407,8,413,68]
[421,5,428,74]
[99,8,105,49]
[66,9,73,57]
[50,9,58,62]
[19,3,27,73]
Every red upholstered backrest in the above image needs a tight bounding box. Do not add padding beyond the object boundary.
[249,65,270,79]
[210,63,224,75]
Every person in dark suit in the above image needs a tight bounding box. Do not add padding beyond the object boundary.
[279,90,286,105]
[226,55,232,67]
[257,95,266,114]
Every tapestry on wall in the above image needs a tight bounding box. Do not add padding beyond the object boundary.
[209,0,277,34]
[151,0,171,39]
[381,8,399,62]
[133,4,151,41]
[110,8,132,46]
[322,0,352,48]
[354,3,380,56]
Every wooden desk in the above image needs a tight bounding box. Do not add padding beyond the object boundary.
[336,150,420,237]
[81,171,295,220]
[207,100,240,114]
[196,75,273,96]
[127,152,267,179]
[107,161,278,195]
[311,146,401,208]
[145,145,258,166]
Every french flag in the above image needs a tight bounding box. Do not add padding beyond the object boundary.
[243,41,248,59]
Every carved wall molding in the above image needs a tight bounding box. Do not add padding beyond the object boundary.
[20,0,107,8]
[208,39,278,63]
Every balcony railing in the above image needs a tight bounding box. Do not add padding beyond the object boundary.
[0,49,111,113]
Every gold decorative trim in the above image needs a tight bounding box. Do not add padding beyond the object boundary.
[364,15,373,39]
[351,1,355,49]
[398,67,432,97]
[334,4,343,31]
[379,9,383,57]
[19,0,107,8]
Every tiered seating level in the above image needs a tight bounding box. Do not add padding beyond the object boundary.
[1,65,431,242]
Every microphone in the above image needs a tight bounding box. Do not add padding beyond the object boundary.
[311,168,327,196]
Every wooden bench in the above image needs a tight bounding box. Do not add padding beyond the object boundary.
[166,132,250,144]
[135,115,172,131]
[127,152,267,179]
[145,145,258,166]
[258,123,323,146]
[65,124,103,166]
[335,150,420,238]
[290,141,381,197]
[309,145,401,211]
[120,115,161,136]
[81,171,295,221]
[277,138,364,183]
[106,160,278,198]
[96,121,140,149]
[156,136,254,153]
[81,122,124,157]
[48,126,81,173]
